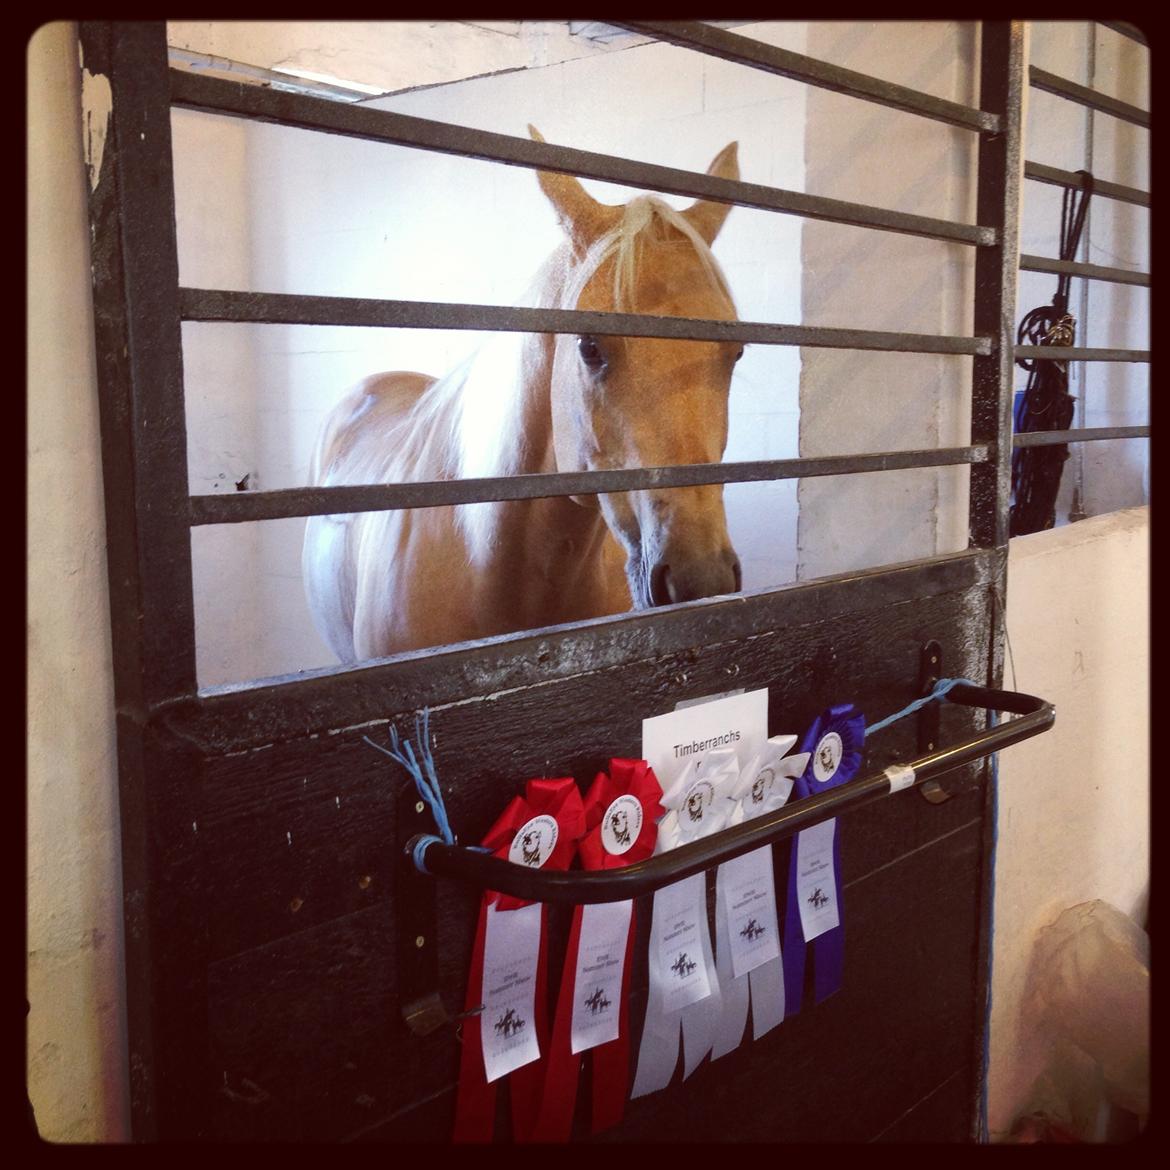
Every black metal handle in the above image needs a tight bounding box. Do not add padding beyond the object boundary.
[406,683,1053,904]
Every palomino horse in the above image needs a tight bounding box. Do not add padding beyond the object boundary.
[303,128,744,662]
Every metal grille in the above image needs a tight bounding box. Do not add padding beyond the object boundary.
[78,22,1148,1139]
[82,21,1149,699]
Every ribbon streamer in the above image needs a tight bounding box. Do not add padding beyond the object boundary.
[631,749,739,1097]
[531,759,663,1141]
[781,704,866,1015]
[453,778,585,1144]
[710,735,810,1059]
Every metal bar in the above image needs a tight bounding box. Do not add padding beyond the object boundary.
[189,446,992,526]
[969,29,1024,1127]
[1012,426,1149,448]
[83,34,198,707]
[1019,254,1149,287]
[406,683,1054,903]
[169,69,994,247]
[179,287,992,355]
[1097,21,1148,46]
[1023,161,1148,208]
[1013,346,1149,363]
[968,22,1024,552]
[1028,66,1149,128]
[608,21,999,132]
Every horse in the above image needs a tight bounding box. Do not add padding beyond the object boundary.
[303,127,744,663]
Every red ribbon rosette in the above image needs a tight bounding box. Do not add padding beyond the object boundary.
[530,759,664,1141]
[453,777,586,1144]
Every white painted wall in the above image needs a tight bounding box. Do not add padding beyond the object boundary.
[26,21,129,1142]
[987,506,1149,1140]
[174,22,808,686]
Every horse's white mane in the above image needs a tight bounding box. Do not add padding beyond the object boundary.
[443,194,734,562]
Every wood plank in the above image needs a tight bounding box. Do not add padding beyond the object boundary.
[203,817,984,1141]
[194,582,991,962]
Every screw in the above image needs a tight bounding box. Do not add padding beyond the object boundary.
[415,801,425,815]
[415,935,425,949]
[358,875,372,890]
[290,897,304,913]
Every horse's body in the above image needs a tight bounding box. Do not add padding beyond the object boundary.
[304,130,744,662]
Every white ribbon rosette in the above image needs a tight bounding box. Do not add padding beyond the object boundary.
[654,747,740,853]
[710,734,810,1059]
[631,747,742,1096]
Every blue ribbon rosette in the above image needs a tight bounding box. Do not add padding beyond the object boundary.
[781,703,866,1012]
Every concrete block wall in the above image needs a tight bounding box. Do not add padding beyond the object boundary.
[797,20,980,581]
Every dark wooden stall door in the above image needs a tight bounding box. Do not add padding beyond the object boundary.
[181,551,1000,1143]
[76,20,1055,1143]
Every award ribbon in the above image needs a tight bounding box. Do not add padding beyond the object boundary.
[710,735,810,1059]
[531,759,663,1141]
[453,777,585,1143]
[631,748,739,1097]
[781,704,865,1014]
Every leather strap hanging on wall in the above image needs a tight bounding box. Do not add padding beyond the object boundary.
[1011,172,1094,535]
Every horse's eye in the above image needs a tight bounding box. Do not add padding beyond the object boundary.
[577,334,606,373]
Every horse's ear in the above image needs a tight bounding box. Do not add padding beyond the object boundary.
[683,141,739,245]
[529,125,618,257]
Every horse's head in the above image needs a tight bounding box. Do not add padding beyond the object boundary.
[531,127,743,609]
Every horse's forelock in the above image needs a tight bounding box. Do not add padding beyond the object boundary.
[564,196,734,313]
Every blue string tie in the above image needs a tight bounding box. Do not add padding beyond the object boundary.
[865,677,980,738]
[365,708,457,873]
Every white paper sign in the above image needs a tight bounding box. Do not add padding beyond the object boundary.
[720,846,782,978]
[569,899,633,1054]
[655,875,713,1013]
[795,818,841,942]
[480,901,543,1082]
[642,688,768,793]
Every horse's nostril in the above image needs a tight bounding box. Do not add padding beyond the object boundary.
[731,557,742,593]
[650,562,672,607]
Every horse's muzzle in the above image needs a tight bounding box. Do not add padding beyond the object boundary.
[649,553,742,607]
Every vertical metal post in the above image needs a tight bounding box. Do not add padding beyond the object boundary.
[79,20,204,1139]
[969,21,1024,558]
[80,20,196,707]
[967,19,1026,1142]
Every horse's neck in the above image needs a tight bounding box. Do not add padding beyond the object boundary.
[454,247,571,482]
[453,247,615,593]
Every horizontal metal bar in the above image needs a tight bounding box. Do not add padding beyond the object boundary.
[1097,21,1148,46]
[1023,161,1149,208]
[1013,426,1149,448]
[180,287,992,356]
[1019,254,1149,287]
[407,683,1054,903]
[608,21,998,132]
[1013,345,1149,363]
[189,445,991,525]
[169,69,993,246]
[1028,66,1149,128]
